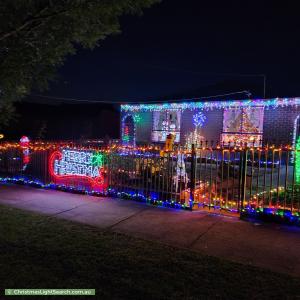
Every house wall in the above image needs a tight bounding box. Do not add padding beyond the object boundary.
[135,112,153,144]
[121,111,153,144]
[181,109,223,144]
[121,105,300,146]
[263,106,300,145]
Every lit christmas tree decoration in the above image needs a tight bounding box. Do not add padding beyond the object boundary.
[185,112,206,149]
[123,126,130,143]
[185,130,205,149]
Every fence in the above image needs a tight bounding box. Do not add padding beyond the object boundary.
[0,142,299,223]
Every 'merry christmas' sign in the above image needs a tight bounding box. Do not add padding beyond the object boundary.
[49,149,106,191]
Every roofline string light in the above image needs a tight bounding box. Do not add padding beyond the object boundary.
[121,97,300,112]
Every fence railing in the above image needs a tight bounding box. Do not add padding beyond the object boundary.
[192,145,300,216]
[0,142,299,223]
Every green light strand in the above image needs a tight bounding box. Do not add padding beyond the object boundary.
[123,135,130,142]
[91,152,104,168]
[295,137,300,184]
[133,114,141,124]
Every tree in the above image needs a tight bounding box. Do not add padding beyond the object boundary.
[0,0,160,128]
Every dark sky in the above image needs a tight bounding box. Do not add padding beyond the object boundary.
[40,0,300,103]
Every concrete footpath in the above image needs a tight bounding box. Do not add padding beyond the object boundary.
[1,183,300,277]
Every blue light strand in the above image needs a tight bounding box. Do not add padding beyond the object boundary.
[242,207,300,226]
[0,177,191,210]
[121,97,300,112]
[1,176,299,226]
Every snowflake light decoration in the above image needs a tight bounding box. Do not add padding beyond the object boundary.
[193,112,206,128]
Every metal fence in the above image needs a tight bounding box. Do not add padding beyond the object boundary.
[192,145,300,216]
[0,142,299,219]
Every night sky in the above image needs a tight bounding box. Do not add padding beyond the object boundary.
[38,0,300,103]
[11,0,300,140]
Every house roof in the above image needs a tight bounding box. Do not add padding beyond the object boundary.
[121,97,300,112]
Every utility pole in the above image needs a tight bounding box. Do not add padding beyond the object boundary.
[263,74,266,98]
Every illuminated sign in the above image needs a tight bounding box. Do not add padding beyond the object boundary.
[53,149,100,177]
[49,149,106,190]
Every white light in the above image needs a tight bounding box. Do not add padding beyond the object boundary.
[54,149,99,177]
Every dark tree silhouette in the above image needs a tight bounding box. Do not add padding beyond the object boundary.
[0,0,160,127]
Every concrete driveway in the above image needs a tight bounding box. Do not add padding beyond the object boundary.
[1,183,300,277]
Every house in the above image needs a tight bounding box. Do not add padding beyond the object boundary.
[121,98,300,148]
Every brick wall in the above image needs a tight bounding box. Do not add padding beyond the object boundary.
[263,106,300,145]
[135,112,153,144]
[133,109,224,145]
[122,106,300,146]
[181,109,223,144]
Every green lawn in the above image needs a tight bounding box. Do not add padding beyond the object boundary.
[0,204,299,300]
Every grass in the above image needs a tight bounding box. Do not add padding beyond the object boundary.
[0,205,299,300]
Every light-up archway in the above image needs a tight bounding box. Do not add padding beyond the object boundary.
[122,114,136,146]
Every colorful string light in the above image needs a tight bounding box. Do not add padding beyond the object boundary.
[292,115,300,162]
[295,137,300,184]
[133,114,141,124]
[0,142,300,226]
[49,149,107,191]
[0,177,192,210]
[0,176,299,225]
[242,207,300,226]
[121,114,136,146]
[121,97,300,112]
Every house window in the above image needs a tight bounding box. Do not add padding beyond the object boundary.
[152,110,181,143]
[221,107,264,146]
